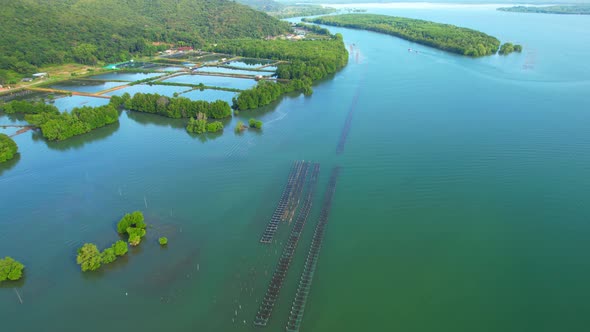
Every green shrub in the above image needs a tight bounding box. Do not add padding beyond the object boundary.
[113,240,128,256]
[0,134,18,163]
[100,247,117,264]
[117,211,145,234]
[0,257,25,282]
[159,237,168,245]
[206,121,224,133]
[249,118,262,129]
[76,243,102,272]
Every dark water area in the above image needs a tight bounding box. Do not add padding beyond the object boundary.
[1,3,590,332]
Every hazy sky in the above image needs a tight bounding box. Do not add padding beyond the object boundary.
[279,0,586,5]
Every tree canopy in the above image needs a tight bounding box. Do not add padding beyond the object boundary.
[305,14,502,57]
[0,257,25,282]
[0,134,18,163]
[499,42,523,55]
[24,104,119,141]
[124,93,232,119]
[76,243,102,272]
[117,211,147,246]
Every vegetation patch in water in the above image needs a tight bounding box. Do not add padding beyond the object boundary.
[119,92,232,119]
[117,211,147,247]
[0,256,25,282]
[249,118,263,129]
[0,134,18,163]
[499,42,523,55]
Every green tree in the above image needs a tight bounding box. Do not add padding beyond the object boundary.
[0,257,25,282]
[127,227,146,246]
[206,121,224,133]
[0,134,18,163]
[249,118,262,129]
[159,237,168,245]
[72,43,99,65]
[129,234,141,246]
[113,240,128,256]
[101,247,117,264]
[76,243,102,272]
[117,211,145,233]
[186,112,208,134]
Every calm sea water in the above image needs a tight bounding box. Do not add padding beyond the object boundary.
[2,4,590,331]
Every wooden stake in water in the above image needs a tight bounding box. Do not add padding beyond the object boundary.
[14,288,23,304]
[144,195,148,208]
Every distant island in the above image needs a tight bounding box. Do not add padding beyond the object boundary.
[498,5,590,15]
[305,14,510,57]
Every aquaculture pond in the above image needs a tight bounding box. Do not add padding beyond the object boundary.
[52,95,110,111]
[2,3,590,332]
[180,89,237,104]
[48,80,127,94]
[162,74,259,90]
[196,67,274,76]
[226,59,275,69]
[88,72,162,82]
[105,84,191,98]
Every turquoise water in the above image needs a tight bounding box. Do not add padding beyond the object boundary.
[2,4,590,332]
[52,96,110,112]
[49,80,127,93]
[163,74,259,90]
[105,84,191,97]
[227,60,274,69]
[156,66,185,72]
[88,72,162,82]
[197,67,273,76]
[181,89,237,104]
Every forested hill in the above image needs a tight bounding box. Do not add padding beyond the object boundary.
[0,0,290,83]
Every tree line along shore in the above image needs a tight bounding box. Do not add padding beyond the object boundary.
[304,14,522,57]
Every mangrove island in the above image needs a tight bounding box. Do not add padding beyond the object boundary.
[498,5,590,15]
[305,14,507,57]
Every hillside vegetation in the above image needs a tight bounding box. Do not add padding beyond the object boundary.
[305,14,501,56]
[0,0,290,84]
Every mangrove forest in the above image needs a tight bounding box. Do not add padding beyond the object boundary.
[0,134,18,163]
[304,14,503,57]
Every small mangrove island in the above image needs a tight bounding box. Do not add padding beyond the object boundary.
[76,211,146,272]
[0,256,25,282]
[1,99,119,141]
[498,5,590,15]
[499,42,523,55]
[0,133,18,163]
[305,14,506,57]
[76,241,128,272]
